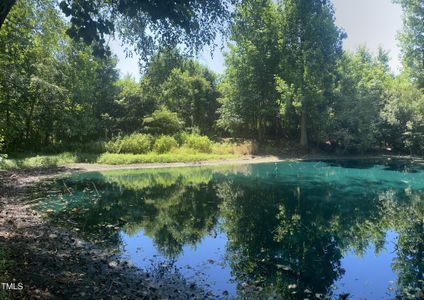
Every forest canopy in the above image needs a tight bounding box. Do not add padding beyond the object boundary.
[0,0,236,58]
[0,0,424,157]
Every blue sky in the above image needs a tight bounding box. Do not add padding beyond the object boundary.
[111,0,403,79]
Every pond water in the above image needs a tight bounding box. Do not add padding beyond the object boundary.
[35,159,424,299]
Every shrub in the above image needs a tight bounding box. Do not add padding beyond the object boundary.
[181,133,213,153]
[105,137,123,153]
[120,134,152,154]
[106,134,152,154]
[153,135,178,153]
[97,152,236,165]
[143,108,184,135]
[81,141,106,153]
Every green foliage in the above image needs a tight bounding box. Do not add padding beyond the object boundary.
[141,50,220,135]
[218,0,343,144]
[0,149,237,169]
[380,74,424,154]
[0,152,79,170]
[395,0,424,88]
[153,135,178,153]
[97,152,236,165]
[326,48,392,152]
[0,0,119,152]
[55,0,234,59]
[80,141,107,154]
[278,0,344,146]
[1,0,424,160]
[107,134,153,154]
[0,134,5,157]
[105,137,122,154]
[143,108,184,135]
[112,76,148,133]
[104,132,224,156]
[181,133,213,153]
[217,0,281,140]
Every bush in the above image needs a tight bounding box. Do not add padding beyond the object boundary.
[153,135,178,153]
[106,134,152,154]
[97,152,236,165]
[143,108,184,135]
[105,137,123,153]
[81,141,106,153]
[181,133,213,153]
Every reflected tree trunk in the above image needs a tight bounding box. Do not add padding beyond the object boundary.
[300,107,308,147]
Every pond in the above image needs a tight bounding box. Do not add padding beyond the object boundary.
[34,159,424,299]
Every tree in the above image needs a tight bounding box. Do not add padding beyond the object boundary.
[380,73,424,155]
[141,49,220,135]
[0,0,66,150]
[0,0,15,30]
[1,0,236,59]
[0,0,119,151]
[143,108,184,136]
[217,0,282,140]
[218,0,343,144]
[112,76,145,134]
[278,0,344,147]
[159,66,219,134]
[327,48,392,153]
[395,0,424,88]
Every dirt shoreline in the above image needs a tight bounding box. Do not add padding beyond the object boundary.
[66,153,423,173]
[0,154,422,299]
[0,167,212,299]
[68,155,286,172]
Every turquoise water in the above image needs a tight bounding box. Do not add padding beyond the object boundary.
[35,159,424,299]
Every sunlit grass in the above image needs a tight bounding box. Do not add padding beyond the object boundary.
[0,138,252,170]
[96,152,238,165]
[0,152,80,170]
[0,150,240,170]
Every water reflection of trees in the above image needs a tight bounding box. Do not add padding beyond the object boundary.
[38,163,424,298]
[38,167,234,255]
[217,174,424,299]
[390,199,424,298]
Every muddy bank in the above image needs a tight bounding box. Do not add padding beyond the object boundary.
[0,168,210,300]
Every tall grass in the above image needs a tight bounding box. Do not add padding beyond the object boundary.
[97,152,237,165]
[0,134,252,170]
[0,153,79,170]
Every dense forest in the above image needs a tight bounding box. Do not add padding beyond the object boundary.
[1,0,424,157]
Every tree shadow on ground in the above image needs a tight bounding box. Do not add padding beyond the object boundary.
[0,168,205,300]
[0,216,205,300]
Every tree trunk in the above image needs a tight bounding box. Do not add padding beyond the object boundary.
[0,0,16,29]
[300,108,308,147]
[25,98,37,142]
